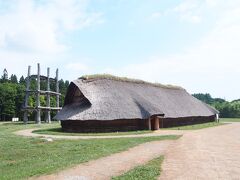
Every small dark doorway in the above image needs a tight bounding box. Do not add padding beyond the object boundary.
[151,117,159,130]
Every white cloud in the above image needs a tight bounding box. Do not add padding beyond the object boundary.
[205,0,218,7]
[0,50,54,78]
[64,61,94,80]
[150,1,202,23]
[181,14,202,23]
[0,0,104,53]
[169,0,240,24]
[169,0,203,23]
[173,0,199,12]
[66,62,90,72]
[149,12,162,20]
[104,3,240,100]
[0,0,104,81]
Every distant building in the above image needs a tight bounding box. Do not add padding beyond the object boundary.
[55,75,219,132]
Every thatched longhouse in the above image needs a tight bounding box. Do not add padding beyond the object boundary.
[55,75,219,132]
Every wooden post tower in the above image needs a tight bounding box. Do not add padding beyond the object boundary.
[22,63,61,124]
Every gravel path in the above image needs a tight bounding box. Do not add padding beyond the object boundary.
[159,123,240,180]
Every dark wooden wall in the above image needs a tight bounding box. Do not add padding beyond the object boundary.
[158,115,216,128]
[61,119,149,133]
[61,115,216,133]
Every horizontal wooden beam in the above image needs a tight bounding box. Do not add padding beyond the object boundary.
[26,90,61,96]
[30,75,56,82]
[22,106,62,111]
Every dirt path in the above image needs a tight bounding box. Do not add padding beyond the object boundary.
[15,128,183,139]
[17,123,240,179]
[159,123,240,180]
[16,127,181,179]
[30,140,174,180]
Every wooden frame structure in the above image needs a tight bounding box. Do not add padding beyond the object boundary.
[22,63,61,124]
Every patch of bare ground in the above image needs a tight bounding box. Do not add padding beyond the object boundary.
[159,123,240,180]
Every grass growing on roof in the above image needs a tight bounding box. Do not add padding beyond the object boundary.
[80,74,183,90]
[112,156,164,180]
[0,122,179,180]
[166,122,224,130]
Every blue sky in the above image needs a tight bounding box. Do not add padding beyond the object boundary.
[0,0,240,100]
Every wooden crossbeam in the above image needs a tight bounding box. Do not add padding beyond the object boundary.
[22,63,62,124]
[26,90,61,96]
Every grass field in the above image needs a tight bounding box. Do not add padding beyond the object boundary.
[33,127,151,136]
[166,121,224,130]
[1,119,239,179]
[164,118,240,131]
[220,118,240,122]
[112,156,163,180]
[0,122,179,180]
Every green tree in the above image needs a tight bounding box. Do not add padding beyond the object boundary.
[193,93,214,104]
[193,93,240,118]
[15,84,26,117]
[1,68,9,83]
[40,95,46,106]
[28,95,35,107]
[40,81,47,91]
[19,76,25,85]
[65,80,70,88]
[214,98,226,103]
[30,78,37,90]
[0,83,17,120]
[10,74,18,84]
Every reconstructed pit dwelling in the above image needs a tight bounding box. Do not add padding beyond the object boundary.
[55,75,219,132]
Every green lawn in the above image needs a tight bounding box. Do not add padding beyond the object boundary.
[166,122,224,130]
[220,118,240,122]
[33,126,151,136]
[112,156,164,180]
[0,123,179,180]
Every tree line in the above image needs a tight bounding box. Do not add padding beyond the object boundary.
[193,93,240,118]
[0,69,69,121]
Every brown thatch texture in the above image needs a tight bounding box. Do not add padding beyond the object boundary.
[80,74,183,90]
[55,77,219,121]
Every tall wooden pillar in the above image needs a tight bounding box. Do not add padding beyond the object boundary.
[148,118,151,130]
[24,66,31,124]
[154,118,160,130]
[45,67,51,123]
[36,63,41,124]
[56,68,59,112]
[22,63,61,124]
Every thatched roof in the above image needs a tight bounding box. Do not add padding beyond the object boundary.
[55,75,219,121]
[80,74,183,90]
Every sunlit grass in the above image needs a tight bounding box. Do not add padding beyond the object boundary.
[166,122,224,130]
[220,118,240,122]
[112,156,164,180]
[0,122,179,180]
[33,127,151,136]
